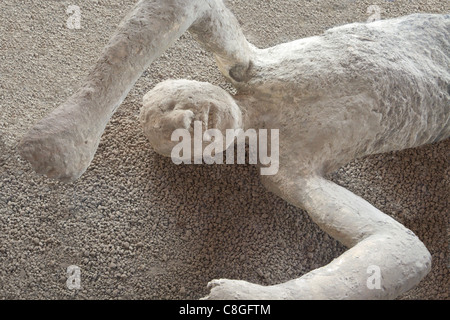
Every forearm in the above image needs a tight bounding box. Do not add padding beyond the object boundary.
[299,176,408,247]
[204,174,432,300]
[281,175,431,299]
[278,232,431,299]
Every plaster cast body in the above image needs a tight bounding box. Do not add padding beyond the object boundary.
[18,0,449,299]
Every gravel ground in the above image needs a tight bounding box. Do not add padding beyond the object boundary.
[0,0,448,300]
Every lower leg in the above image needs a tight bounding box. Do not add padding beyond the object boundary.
[18,0,204,182]
[19,0,254,182]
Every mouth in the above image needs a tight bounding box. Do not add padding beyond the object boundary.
[205,103,220,132]
[206,105,217,130]
[191,104,217,132]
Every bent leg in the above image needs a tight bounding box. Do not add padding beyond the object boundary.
[204,175,431,299]
[18,0,253,182]
[18,0,203,182]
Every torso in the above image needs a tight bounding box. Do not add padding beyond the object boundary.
[238,14,449,176]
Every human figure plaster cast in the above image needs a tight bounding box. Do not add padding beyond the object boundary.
[18,0,449,299]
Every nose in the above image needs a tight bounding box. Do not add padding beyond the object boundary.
[166,109,195,130]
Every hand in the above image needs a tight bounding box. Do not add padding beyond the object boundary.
[201,279,289,300]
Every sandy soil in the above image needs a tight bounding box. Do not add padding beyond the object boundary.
[0,0,448,299]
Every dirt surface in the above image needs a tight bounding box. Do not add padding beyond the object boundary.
[0,0,448,299]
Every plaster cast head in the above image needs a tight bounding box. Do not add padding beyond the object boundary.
[140,79,243,158]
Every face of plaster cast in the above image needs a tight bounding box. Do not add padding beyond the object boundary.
[140,79,243,158]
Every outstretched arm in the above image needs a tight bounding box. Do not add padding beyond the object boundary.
[18,0,253,182]
[204,174,431,299]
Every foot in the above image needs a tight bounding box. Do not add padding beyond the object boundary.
[18,102,102,183]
